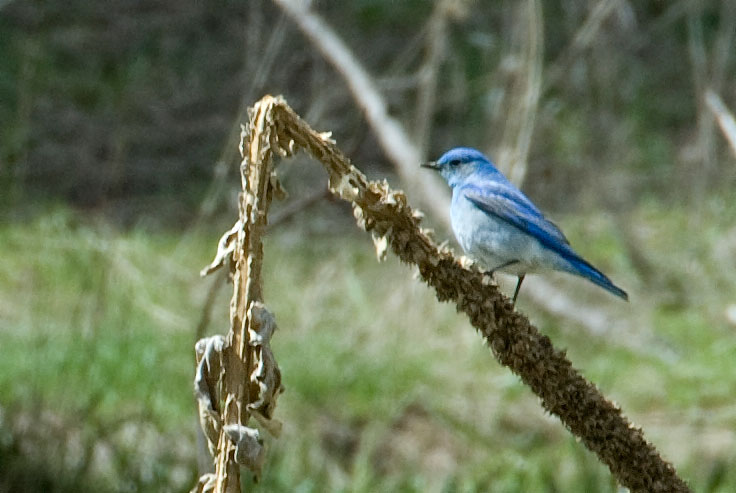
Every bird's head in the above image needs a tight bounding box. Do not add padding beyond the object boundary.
[421,147,499,188]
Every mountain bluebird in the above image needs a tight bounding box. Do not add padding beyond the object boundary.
[422,147,628,305]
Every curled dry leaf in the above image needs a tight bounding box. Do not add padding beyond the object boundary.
[247,301,277,346]
[189,473,216,493]
[194,335,227,455]
[245,301,284,435]
[200,221,241,277]
[223,424,266,480]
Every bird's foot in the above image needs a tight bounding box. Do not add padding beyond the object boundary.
[482,261,525,308]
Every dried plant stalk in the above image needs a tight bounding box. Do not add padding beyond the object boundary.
[194,100,284,493]
[194,94,690,492]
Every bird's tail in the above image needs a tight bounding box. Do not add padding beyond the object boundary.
[563,254,629,301]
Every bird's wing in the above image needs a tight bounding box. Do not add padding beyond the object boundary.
[464,183,629,301]
[464,184,571,253]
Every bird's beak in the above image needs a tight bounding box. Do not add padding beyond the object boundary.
[420,161,439,170]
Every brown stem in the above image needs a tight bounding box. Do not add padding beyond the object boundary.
[211,101,278,493]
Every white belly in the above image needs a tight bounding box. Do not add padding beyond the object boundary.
[450,192,562,275]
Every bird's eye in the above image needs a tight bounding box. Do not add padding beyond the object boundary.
[449,159,461,166]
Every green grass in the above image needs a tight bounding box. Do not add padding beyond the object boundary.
[1,204,735,492]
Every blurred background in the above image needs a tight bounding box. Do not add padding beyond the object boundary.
[1,0,736,491]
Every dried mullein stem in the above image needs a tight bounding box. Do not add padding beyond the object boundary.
[198,99,285,492]
[241,95,688,493]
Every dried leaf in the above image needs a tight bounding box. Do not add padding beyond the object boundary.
[270,172,288,201]
[372,233,389,262]
[318,131,335,143]
[200,221,241,277]
[223,424,266,479]
[194,335,227,454]
[329,173,360,201]
[247,302,277,346]
[190,473,216,493]
[247,345,282,421]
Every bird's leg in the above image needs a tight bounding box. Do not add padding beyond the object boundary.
[484,260,519,277]
[484,260,525,307]
[512,274,525,307]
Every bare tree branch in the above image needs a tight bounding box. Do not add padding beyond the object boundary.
[413,0,466,155]
[687,3,717,200]
[272,0,451,225]
[494,0,543,186]
[706,89,736,158]
[268,188,331,227]
[543,0,622,92]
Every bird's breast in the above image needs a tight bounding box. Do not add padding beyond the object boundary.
[450,191,556,274]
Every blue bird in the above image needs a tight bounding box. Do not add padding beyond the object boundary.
[421,147,628,305]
